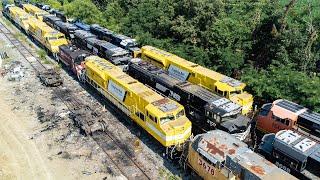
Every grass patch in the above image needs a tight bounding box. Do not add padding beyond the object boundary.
[158,168,181,180]
[37,49,47,60]
[37,49,53,64]
[37,49,51,64]
[13,32,27,42]
[2,17,13,28]
[43,59,52,64]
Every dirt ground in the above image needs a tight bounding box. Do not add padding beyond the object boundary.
[0,26,121,180]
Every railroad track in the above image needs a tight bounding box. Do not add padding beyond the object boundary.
[0,18,151,180]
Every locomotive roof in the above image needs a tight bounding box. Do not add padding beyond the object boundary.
[182,84,241,115]
[130,59,241,116]
[193,130,248,164]
[96,41,129,56]
[274,99,305,113]
[113,33,132,40]
[85,56,181,114]
[8,6,28,16]
[86,37,101,45]
[229,150,297,179]
[74,30,96,39]
[43,14,61,22]
[56,21,78,30]
[74,21,90,31]
[90,24,113,34]
[59,45,90,60]
[141,46,246,90]
[299,110,320,125]
[272,99,320,126]
[274,130,320,162]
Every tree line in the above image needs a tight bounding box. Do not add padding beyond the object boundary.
[32,0,320,112]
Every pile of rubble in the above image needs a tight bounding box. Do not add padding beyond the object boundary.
[0,60,24,81]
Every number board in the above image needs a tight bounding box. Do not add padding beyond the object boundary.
[198,157,215,176]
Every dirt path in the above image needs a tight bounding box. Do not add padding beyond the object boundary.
[0,83,52,180]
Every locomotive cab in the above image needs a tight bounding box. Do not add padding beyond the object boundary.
[45,32,68,54]
[145,99,191,147]
[255,99,320,141]
[204,99,249,135]
[57,45,90,78]
[256,100,298,137]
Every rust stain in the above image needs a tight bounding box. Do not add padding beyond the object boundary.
[250,165,265,175]
[228,149,235,155]
[152,98,169,106]
[206,140,225,158]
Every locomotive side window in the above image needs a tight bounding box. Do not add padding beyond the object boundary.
[217,116,221,123]
[285,119,290,126]
[135,111,145,121]
[217,89,224,96]
[149,114,156,123]
[139,113,145,121]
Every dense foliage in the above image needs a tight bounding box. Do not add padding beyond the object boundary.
[32,0,320,112]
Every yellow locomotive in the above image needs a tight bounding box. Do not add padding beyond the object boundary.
[84,56,192,149]
[184,130,296,180]
[6,5,68,55]
[27,18,68,55]
[6,6,32,32]
[22,4,49,21]
[139,46,253,115]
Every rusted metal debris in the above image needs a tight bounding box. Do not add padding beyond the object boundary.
[69,105,107,135]
[37,69,63,87]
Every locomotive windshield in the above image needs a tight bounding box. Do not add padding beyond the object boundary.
[36,13,47,17]
[160,110,185,124]
[128,42,138,48]
[230,90,242,95]
[176,110,185,119]
[160,115,175,124]
[47,35,65,40]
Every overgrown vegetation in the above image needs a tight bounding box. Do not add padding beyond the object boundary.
[37,49,51,64]
[32,0,320,111]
